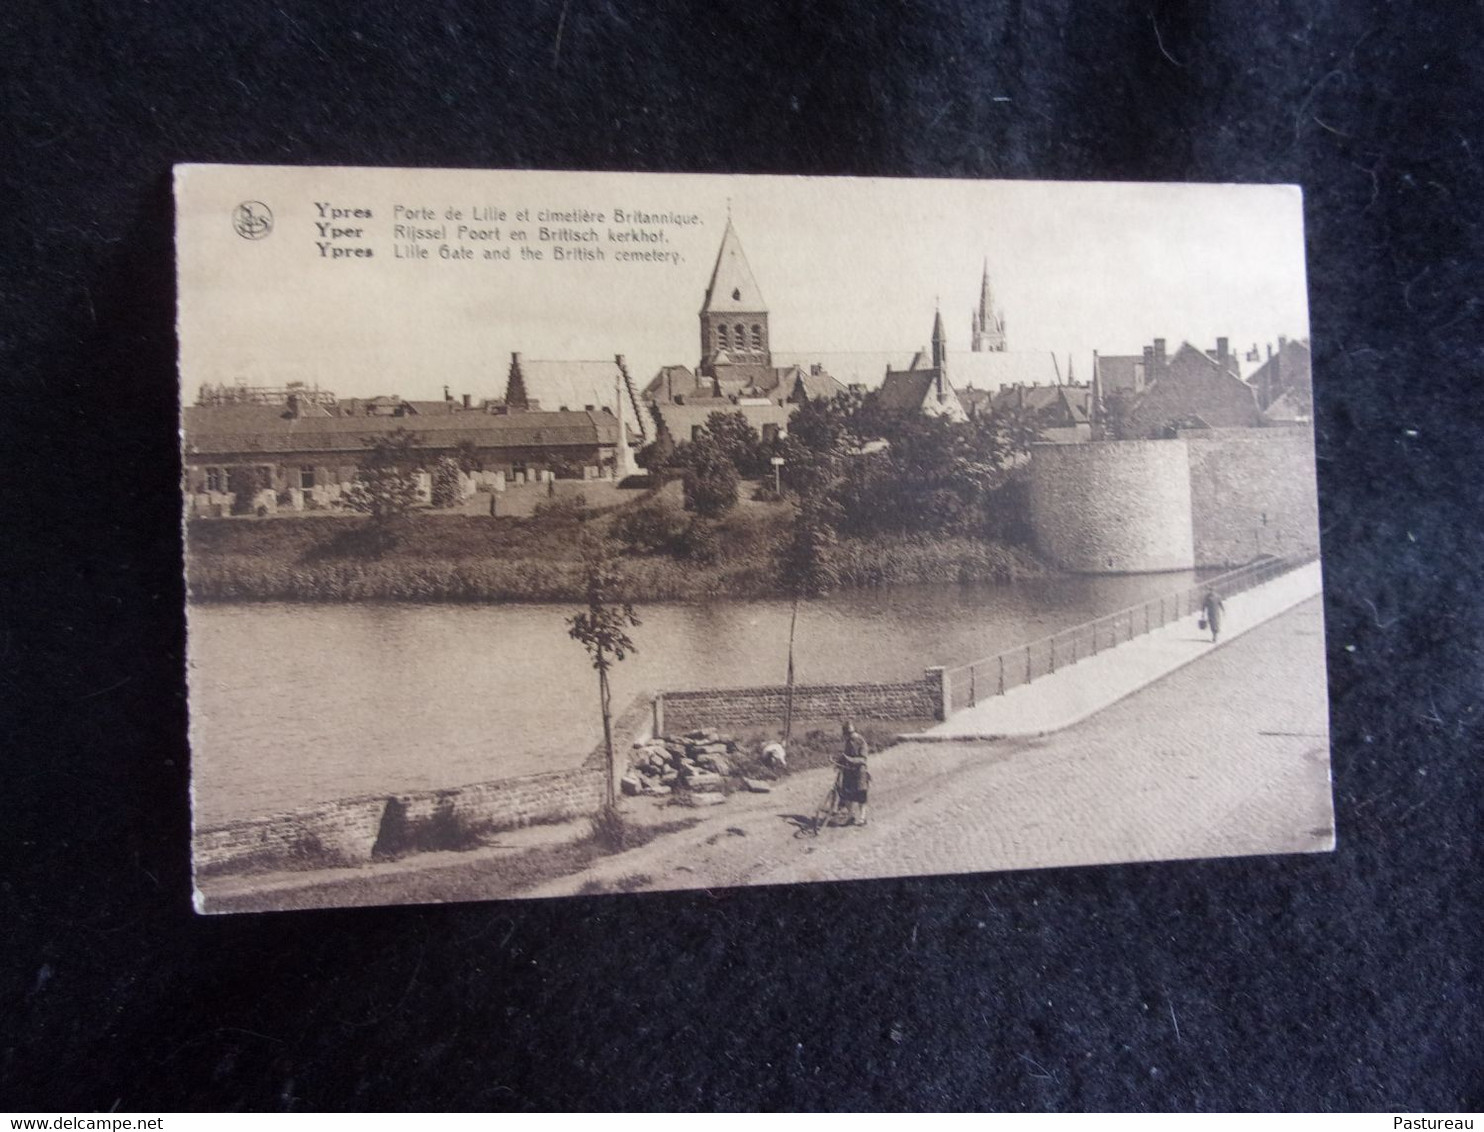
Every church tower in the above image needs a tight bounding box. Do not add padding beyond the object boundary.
[970,259,1007,352]
[699,218,770,378]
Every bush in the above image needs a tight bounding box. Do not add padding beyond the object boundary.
[430,456,462,508]
[681,437,739,518]
[676,517,720,563]
[533,492,588,522]
[610,495,688,554]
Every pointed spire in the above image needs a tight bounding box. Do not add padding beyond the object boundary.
[700,217,765,314]
[931,305,947,373]
[972,257,1007,352]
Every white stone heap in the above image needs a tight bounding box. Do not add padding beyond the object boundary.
[621,729,774,805]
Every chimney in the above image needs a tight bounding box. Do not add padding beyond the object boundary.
[285,392,301,418]
[462,393,471,409]
[511,351,521,365]
[1216,337,1230,373]
[1142,345,1154,387]
[1153,338,1167,371]
[444,384,451,402]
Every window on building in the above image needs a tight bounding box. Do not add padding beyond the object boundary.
[716,324,729,350]
[735,324,745,350]
[206,467,226,493]
[300,465,316,490]
[751,324,762,350]
[761,424,780,443]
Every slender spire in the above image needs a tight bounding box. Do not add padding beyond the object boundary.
[931,304,948,380]
[971,258,1007,352]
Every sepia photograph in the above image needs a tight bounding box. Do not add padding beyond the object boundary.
[178,165,1331,914]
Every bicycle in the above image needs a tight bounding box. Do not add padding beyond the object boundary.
[809,766,846,836]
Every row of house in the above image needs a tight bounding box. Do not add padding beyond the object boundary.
[182,217,1313,512]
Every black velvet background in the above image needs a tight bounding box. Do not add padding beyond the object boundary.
[3,0,1481,1113]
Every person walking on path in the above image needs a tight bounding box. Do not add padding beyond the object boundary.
[838,721,871,827]
[1201,589,1226,644]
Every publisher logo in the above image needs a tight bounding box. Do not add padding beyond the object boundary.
[233,201,274,240]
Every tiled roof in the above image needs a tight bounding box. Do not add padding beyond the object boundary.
[183,406,618,456]
[876,367,939,414]
[643,365,701,401]
[508,359,627,414]
[988,383,1092,425]
[786,367,849,402]
[1246,338,1312,392]
[1262,390,1312,422]
[772,351,919,387]
[1093,354,1144,395]
[652,400,792,442]
[700,219,766,314]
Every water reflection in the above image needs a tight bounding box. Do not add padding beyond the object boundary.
[190,571,1205,823]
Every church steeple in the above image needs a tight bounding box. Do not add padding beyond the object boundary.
[699,217,770,376]
[931,304,950,403]
[971,259,1007,352]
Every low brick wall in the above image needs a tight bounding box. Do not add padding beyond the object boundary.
[195,691,657,876]
[658,672,944,734]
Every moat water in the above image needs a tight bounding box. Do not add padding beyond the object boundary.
[190,572,1207,825]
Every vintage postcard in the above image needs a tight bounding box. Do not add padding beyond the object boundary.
[178,165,1332,913]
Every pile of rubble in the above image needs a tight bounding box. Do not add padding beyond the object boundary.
[620,729,774,807]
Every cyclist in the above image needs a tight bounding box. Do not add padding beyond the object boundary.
[837,721,871,827]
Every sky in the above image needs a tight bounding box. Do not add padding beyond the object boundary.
[177,165,1310,403]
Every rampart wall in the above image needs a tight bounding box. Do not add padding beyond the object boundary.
[1029,430,1322,573]
[193,691,654,877]
[1184,428,1321,567]
[658,672,945,734]
[1029,440,1195,572]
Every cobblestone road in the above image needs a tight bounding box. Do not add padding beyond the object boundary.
[527,597,1333,898]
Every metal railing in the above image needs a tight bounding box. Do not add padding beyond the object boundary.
[942,551,1319,714]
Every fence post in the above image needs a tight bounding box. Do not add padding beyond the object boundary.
[1026,644,1032,684]
[1050,637,1056,674]
[970,666,977,707]
[652,693,664,738]
[925,666,950,722]
[998,654,1005,696]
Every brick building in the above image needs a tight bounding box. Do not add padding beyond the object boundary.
[182,400,625,514]
[1246,336,1313,421]
[1095,337,1262,439]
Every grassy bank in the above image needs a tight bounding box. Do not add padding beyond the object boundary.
[199,815,703,913]
[186,499,1047,603]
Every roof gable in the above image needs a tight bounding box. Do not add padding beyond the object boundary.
[876,368,938,414]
